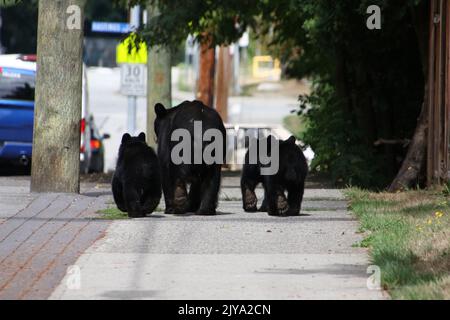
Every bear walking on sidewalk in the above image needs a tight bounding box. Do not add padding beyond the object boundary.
[154,100,226,215]
[241,135,308,216]
[112,132,162,218]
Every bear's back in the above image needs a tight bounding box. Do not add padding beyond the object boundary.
[168,100,225,132]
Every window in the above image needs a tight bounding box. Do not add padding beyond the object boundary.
[0,68,35,102]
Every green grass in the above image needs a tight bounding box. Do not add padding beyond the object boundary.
[345,188,450,299]
[96,206,163,220]
[96,207,129,220]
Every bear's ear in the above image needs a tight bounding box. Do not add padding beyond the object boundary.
[121,133,131,144]
[287,136,296,144]
[155,103,167,117]
[138,132,146,142]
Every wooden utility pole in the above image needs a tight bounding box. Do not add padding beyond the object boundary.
[31,0,86,193]
[146,2,171,148]
[196,36,215,108]
[426,0,450,186]
[215,46,230,122]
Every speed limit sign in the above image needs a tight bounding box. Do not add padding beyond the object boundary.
[120,63,147,96]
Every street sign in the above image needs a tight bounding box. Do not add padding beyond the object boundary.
[92,21,130,34]
[116,33,148,64]
[120,64,147,97]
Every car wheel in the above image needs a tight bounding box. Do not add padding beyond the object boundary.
[89,153,104,173]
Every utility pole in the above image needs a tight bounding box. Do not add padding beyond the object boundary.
[196,36,215,108]
[233,43,241,95]
[215,46,230,122]
[31,0,85,193]
[127,5,140,135]
[146,2,171,148]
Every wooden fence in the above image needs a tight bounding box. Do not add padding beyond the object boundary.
[427,0,450,186]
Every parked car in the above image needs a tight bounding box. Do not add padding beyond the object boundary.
[0,54,108,173]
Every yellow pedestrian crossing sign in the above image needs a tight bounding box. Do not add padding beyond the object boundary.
[116,33,148,64]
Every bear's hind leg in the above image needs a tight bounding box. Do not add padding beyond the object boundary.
[173,179,189,214]
[187,180,202,213]
[112,177,127,212]
[286,185,301,216]
[161,172,176,214]
[286,181,305,216]
[197,165,221,215]
[141,187,162,215]
[124,187,144,218]
[263,177,288,216]
[241,177,258,212]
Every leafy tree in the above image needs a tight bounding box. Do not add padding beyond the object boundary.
[0,0,127,54]
[84,0,127,22]
[0,0,38,53]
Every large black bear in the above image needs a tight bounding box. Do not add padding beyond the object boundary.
[241,135,308,216]
[154,100,226,215]
[112,132,162,218]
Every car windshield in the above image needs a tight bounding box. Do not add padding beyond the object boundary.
[0,68,35,101]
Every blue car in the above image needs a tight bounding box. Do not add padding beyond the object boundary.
[0,55,34,167]
[0,54,108,173]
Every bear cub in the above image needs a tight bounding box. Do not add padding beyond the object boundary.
[241,135,308,216]
[112,132,162,218]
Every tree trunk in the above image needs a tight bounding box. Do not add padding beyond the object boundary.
[146,3,171,149]
[388,104,428,191]
[215,45,230,122]
[31,0,85,193]
[388,2,431,191]
[196,36,215,108]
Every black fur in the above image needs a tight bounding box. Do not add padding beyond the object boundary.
[154,100,226,215]
[112,132,162,218]
[241,135,308,216]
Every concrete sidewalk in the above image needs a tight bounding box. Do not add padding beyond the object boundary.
[48,177,384,300]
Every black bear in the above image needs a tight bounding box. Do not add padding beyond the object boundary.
[241,135,308,216]
[154,100,226,215]
[112,132,162,218]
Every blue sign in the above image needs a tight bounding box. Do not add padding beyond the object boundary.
[92,22,130,34]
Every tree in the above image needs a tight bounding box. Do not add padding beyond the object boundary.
[31,0,86,193]
[388,1,429,191]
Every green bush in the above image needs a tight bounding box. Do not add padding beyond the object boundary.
[300,82,390,188]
